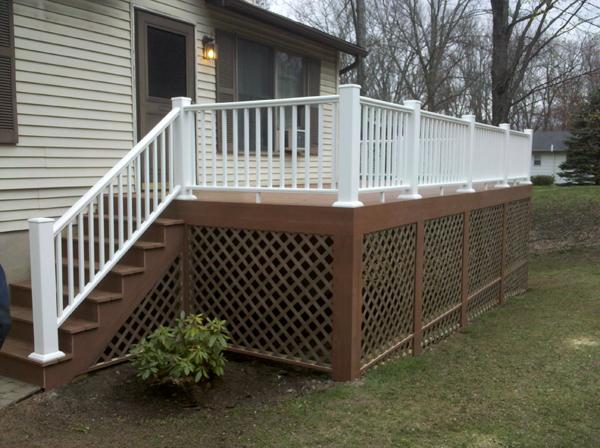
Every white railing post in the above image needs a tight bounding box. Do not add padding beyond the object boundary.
[521,128,534,184]
[457,114,476,193]
[171,97,197,200]
[333,84,363,207]
[399,100,422,199]
[28,218,65,363]
[495,123,511,188]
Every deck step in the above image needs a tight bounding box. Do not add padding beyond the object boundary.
[11,281,123,304]
[10,305,99,335]
[0,337,72,365]
[62,234,166,251]
[63,258,146,276]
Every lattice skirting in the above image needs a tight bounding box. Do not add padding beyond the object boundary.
[92,256,183,368]
[358,199,530,367]
[188,226,334,369]
[361,224,416,364]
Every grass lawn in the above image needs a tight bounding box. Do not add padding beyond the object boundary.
[531,185,600,250]
[2,186,599,447]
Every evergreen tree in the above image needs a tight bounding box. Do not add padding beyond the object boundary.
[559,90,600,185]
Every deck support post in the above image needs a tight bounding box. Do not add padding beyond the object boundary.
[331,224,363,381]
[399,100,422,200]
[457,114,476,193]
[495,123,511,188]
[333,84,363,208]
[172,97,197,200]
[520,129,534,185]
[28,218,65,363]
[460,211,470,327]
[412,220,424,355]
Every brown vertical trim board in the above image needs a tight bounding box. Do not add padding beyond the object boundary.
[412,220,425,356]
[499,202,508,305]
[331,230,363,381]
[460,210,470,327]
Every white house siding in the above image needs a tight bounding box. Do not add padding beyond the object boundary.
[0,0,339,233]
[0,0,339,280]
[531,151,567,183]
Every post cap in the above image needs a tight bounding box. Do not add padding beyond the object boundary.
[171,97,192,108]
[403,99,421,108]
[524,129,533,135]
[461,114,476,122]
[499,123,511,130]
[28,217,56,224]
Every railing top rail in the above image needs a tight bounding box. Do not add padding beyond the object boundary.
[184,94,339,111]
[420,110,469,126]
[359,96,412,113]
[474,122,505,132]
[52,107,181,234]
[509,129,528,136]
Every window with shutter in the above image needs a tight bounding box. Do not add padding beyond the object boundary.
[215,30,322,155]
[0,0,17,144]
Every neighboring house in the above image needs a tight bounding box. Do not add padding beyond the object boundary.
[0,0,364,282]
[531,130,570,183]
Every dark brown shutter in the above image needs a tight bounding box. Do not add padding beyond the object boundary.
[307,58,320,153]
[0,0,17,144]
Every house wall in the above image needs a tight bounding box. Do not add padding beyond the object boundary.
[531,151,567,183]
[0,0,339,281]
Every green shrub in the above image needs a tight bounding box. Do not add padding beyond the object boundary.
[531,175,555,186]
[131,313,228,387]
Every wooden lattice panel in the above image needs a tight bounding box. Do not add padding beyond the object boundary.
[422,308,461,348]
[422,213,464,325]
[467,282,500,320]
[361,224,416,364]
[505,262,528,300]
[94,256,183,367]
[505,199,530,271]
[468,205,503,294]
[188,226,334,368]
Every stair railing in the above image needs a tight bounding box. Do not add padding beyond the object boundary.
[27,97,195,362]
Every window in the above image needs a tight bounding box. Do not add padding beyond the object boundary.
[533,154,541,166]
[215,30,321,153]
[238,38,274,101]
[147,26,188,99]
[0,0,17,144]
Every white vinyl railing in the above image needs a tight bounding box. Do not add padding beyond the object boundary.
[27,85,533,362]
[27,99,189,363]
[186,95,339,199]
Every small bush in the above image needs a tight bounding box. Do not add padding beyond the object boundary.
[131,313,228,387]
[531,175,555,186]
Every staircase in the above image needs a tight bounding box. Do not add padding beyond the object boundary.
[0,212,184,388]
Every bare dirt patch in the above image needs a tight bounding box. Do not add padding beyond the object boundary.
[0,355,331,447]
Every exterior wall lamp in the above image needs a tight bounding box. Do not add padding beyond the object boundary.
[202,36,217,61]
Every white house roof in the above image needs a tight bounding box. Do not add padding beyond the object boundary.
[532,130,571,152]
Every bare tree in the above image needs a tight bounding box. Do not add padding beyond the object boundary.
[489,0,590,124]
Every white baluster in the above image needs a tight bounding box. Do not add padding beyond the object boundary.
[267,107,273,188]
[291,105,298,188]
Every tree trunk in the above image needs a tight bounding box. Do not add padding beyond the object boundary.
[490,0,512,125]
[355,0,367,88]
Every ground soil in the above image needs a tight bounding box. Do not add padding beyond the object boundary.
[0,356,331,447]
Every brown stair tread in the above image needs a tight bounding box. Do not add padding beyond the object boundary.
[62,234,165,250]
[11,281,122,304]
[91,214,184,226]
[0,337,72,365]
[10,305,99,335]
[62,258,145,276]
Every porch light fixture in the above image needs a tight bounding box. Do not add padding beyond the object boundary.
[202,36,217,61]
